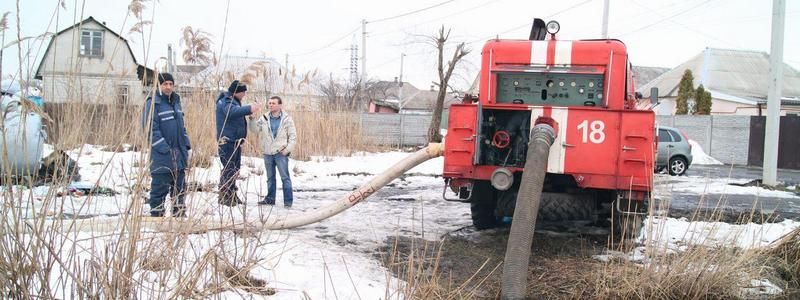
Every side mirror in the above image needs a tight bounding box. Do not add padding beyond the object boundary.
[650,87,659,106]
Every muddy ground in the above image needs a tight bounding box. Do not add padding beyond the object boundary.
[376,225,800,299]
[376,225,615,299]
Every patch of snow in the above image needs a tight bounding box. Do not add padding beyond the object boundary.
[656,173,800,198]
[742,279,783,297]
[688,139,723,165]
[642,217,800,249]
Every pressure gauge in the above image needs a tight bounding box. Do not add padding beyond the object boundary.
[559,81,564,87]
[589,82,595,88]
[597,93,603,99]
[570,82,576,87]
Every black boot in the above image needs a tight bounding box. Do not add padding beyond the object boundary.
[173,205,187,217]
[218,192,237,207]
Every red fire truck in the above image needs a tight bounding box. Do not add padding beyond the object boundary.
[443,20,657,233]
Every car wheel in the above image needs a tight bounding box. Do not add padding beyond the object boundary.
[668,156,687,176]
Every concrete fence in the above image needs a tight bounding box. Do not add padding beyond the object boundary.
[360,113,433,147]
[656,115,751,165]
[360,113,754,165]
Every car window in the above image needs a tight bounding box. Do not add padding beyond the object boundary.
[658,129,672,142]
[668,130,683,142]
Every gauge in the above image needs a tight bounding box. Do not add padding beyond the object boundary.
[513,81,519,86]
[589,82,594,87]
[578,88,585,94]
[546,80,554,87]
[570,82,576,87]
[597,93,603,99]
[559,81,564,87]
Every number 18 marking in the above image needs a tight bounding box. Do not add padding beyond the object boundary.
[577,120,605,144]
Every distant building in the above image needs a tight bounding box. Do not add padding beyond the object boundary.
[638,48,800,116]
[366,79,457,114]
[35,16,154,104]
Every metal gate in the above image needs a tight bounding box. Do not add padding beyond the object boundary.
[748,115,800,170]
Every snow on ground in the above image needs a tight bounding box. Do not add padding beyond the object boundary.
[657,173,800,198]
[689,139,723,165]
[10,145,800,298]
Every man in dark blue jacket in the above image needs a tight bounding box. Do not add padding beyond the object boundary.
[216,80,261,206]
[142,73,191,217]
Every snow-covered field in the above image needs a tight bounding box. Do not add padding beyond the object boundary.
[7,144,800,298]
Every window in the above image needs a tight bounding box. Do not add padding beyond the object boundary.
[668,130,683,142]
[658,129,672,142]
[117,85,129,105]
[80,30,103,57]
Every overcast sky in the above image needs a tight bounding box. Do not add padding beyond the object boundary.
[2,0,798,91]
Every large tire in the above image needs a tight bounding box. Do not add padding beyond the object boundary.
[537,192,596,221]
[668,156,688,176]
[470,180,498,230]
[612,198,646,242]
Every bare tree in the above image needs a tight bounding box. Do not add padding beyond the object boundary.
[315,76,387,112]
[180,26,214,65]
[426,26,470,142]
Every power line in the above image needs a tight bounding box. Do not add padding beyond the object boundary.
[466,0,595,44]
[628,0,741,47]
[368,0,459,23]
[291,25,361,57]
[369,0,500,38]
[616,0,713,37]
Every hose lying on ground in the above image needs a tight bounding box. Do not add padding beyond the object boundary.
[32,143,445,233]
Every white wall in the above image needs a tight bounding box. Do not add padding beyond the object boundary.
[38,21,145,104]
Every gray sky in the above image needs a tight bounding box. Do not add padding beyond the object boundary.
[2,0,799,91]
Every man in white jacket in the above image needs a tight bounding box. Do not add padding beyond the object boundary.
[248,96,297,207]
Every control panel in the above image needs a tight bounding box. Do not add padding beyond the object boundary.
[496,72,605,106]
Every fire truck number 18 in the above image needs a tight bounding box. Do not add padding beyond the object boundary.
[577,120,606,144]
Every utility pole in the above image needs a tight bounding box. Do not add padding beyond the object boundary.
[398,53,405,111]
[361,19,367,89]
[763,0,785,186]
[601,0,610,38]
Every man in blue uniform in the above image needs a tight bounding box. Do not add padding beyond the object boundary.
[142,73,191,217]
[215,80,261,206]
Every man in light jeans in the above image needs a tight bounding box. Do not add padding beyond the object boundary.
[248,96,297,207]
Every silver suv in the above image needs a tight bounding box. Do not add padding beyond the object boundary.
[656,126,693,176]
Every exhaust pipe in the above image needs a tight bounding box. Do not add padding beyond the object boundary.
[501,120,556,300]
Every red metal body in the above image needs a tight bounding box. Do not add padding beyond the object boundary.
[444,38,655,198]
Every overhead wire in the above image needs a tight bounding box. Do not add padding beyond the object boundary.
[290,25,361,57]
[367,0,459,24]
[616,0,713,37]
[465,0,595,44]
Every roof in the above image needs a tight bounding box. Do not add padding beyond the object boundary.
[638,48,800,99]
[34,16,152,80]
[371,99,400,110]
[632,66,669,88]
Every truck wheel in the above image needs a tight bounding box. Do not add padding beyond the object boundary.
[470,180,498,230]
[537,192,596,221]
[612,198,646,242]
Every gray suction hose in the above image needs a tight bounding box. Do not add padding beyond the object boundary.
[501,122,556,300]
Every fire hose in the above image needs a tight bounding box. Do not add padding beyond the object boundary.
[501,121,556,300]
